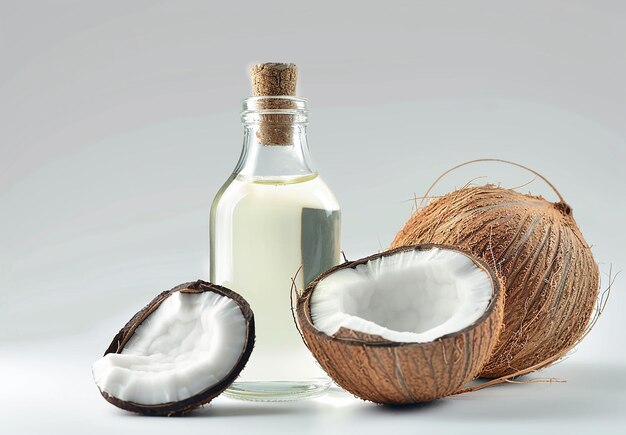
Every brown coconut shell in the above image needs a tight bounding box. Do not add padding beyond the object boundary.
[99,280,255,416]
[391,186,599,378]
[296,244,505,404]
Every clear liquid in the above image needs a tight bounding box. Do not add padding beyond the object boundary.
[210,173,341,382]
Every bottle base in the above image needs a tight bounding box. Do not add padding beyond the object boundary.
[223,379,332,402]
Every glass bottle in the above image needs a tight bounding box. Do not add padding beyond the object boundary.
[209,96,341,401]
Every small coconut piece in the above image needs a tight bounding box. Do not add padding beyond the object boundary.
[296,245,504,404]
[92,280,254,416]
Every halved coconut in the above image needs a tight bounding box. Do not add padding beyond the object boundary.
[92,280,254,416]
[296,244,504,404]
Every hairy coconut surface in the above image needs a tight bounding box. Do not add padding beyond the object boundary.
[93,280,255,416]
[296,245,504,404]
[391,186,599,378]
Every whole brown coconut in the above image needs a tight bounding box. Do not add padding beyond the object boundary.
[391,185,599,378]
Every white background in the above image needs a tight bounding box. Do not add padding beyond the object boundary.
[1,1,624,433]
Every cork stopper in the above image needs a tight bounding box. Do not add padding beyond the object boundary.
[248,63,300,146]
[249,63,298,96]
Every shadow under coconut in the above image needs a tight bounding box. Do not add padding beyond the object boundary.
[322,385,448,412]
[375,400,447,413]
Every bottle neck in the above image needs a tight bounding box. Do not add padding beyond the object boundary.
[234,97,317,183]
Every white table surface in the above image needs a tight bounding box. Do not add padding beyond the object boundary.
[2,336,624,435]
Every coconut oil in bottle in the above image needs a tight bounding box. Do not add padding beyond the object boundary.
[209,64,341,401]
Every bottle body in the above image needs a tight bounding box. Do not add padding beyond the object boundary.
[210,173,340,380]
[209,96,341,383]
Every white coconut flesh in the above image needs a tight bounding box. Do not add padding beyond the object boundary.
[310,248,494,343]
[92,291,247,405]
